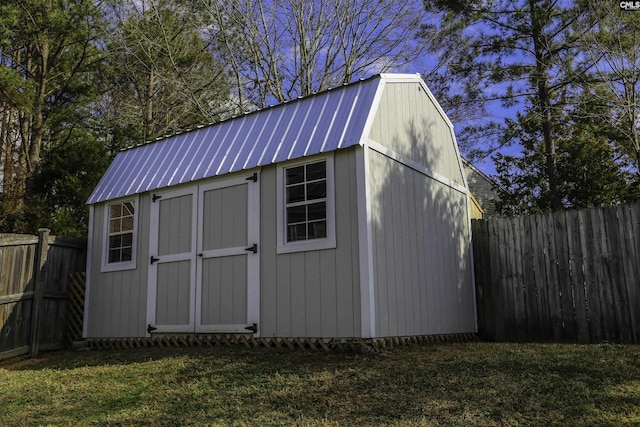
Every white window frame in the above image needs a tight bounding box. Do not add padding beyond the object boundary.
[276,154,336,254]
[101,196,138,272]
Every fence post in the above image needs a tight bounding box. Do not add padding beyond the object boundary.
[29,228,50,357]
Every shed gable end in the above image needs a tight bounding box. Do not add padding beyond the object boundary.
[368,82,465,186]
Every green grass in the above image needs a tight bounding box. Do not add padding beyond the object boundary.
[1,342,640,426]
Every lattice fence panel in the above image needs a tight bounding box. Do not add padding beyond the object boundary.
[66,272,86,347]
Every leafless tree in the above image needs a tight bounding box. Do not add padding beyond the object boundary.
[101,0,232,144]
[580,2,640,176]
[196,0,427,108]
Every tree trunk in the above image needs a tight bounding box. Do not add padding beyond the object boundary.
[1,105,16,199]
[144,70,156,142]
[530,0,561,211]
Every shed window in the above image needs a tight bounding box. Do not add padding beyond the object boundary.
[285,161,327,242]
[102,198,138,272]
[277,156,335,254]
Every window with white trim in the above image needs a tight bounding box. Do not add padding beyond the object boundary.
[285,161,327,241]
[102,198,137,271]
[277,156,335,253]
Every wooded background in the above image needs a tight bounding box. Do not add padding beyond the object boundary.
[0,0,638,237]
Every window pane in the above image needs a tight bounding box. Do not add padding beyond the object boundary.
[308,221,327,239]
[121,216,134,231]
[109,249,121,263]
[286,166,304,185]
[307,202,326,221]
[121,247,132,262]
[287,205,306,224]
[286,184,305,203]
[123,201,135,216]
[110,203,122,218]
[306,161,326,181]
[287,223,307,242]
[306,181,326,200]
[109,219,121,233]
[109,235,122,249]
[121,232,133,247]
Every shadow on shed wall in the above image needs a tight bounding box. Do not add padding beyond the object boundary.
[367,114,475,337]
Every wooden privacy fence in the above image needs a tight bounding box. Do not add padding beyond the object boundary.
[472,203,640,343]
[0,229,87,360]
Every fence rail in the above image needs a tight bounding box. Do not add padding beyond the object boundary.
[472,203,640,343]
[0,230,86,360]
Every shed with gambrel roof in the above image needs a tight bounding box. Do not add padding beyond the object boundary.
[84,73,477,340]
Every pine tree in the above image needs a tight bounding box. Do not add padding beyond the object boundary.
[494,93,636,214]
[424,0,624,211]
[0,0,104,232]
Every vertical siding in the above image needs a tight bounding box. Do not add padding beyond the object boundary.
[369,82,465,186]
[158,194,193,256]
[260,149,361,338]
[201,255,247,325]
[86,195,150,337]
[156,260,191,325]
[368,150,476,337]
[202,185,248,250]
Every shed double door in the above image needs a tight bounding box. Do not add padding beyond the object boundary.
[146,174,259,335]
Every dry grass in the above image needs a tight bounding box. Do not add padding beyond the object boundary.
[1,342,640,426]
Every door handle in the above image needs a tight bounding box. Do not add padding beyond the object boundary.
[244,244,258,254]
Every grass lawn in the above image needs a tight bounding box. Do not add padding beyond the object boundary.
[1,342,639,426]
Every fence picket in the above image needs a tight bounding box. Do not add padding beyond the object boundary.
[521,215,538,338]
[488,219,505,341]
[554,211,576,341]
[566,210,589,343]
[511,215,527,341]
[534,214,553,340]
[619,205,640,342]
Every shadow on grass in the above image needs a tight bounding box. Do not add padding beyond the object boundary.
[2,343,640,426]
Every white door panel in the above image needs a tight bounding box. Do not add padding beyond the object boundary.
[147,173,260,336]
[147,187,198,334]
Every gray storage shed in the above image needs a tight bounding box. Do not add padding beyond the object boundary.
[84,73,477,340]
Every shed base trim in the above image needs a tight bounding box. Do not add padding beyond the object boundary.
[85,333,477,352]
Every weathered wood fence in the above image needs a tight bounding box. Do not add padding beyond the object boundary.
[0,230,87,360]
[472,203,640,343]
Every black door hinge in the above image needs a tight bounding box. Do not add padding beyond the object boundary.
[152,194,162,202]
[150,256,160,264]
[244,243,258,254]
[246,172,258,182]
[147,324,157,334]
[245,323,258,333]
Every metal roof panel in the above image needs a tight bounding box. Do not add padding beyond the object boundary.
[87,74,411,204]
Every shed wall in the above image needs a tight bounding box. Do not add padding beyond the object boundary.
[369,82,465,186]
[260,149,361,338]
[368,150,476,336]
[86,195,150,337]
[86,150,362,339]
